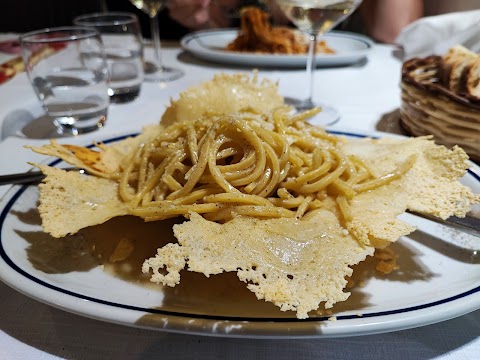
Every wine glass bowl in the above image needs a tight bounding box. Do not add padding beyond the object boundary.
[273,0,362,125]
[130,0,163,17]
[276,0,361,34]
[129,0,184,82]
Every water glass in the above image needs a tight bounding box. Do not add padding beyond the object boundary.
[20,27,110,135]
[74,12,144,103]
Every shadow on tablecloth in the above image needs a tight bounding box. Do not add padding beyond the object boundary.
[1,109,72,140]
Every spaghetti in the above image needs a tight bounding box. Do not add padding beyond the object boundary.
[226,7,335,55]
[105,108,413,224]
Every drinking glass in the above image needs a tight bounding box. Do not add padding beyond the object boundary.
[20,27,110,135]
[74,12,145,104]
[273,0,362,125]
[128,0,184,82]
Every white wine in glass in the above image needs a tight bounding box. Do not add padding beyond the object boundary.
[274,0,362,125]
[129,0,184,82]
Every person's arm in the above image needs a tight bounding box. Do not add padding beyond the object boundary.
[360,0,423,44]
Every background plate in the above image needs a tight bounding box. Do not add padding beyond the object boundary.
[0,130,479,338]
[180,30,374,68]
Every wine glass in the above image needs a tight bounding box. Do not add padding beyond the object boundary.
[129,0,184,82]
[273,0,362,125]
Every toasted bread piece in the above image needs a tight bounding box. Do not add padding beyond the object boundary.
[441,45,477,92]
[465,57,480,100]
[441,45,476,67]
[448,57,476,93]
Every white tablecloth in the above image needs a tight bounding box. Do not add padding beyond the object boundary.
[0,37,479,359]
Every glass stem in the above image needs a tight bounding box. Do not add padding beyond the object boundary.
[305,33,318,106]
[150,13,163,72]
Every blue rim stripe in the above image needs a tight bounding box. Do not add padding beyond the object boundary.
[0,131,479,323]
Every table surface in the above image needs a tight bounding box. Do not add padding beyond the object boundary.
[0,34,479,360]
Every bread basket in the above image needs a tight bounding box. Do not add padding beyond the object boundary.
[400,56,480,162]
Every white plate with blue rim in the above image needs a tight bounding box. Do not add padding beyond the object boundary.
[0,130,479,338]
[180,29,374,68]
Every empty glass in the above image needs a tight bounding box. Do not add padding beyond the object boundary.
[20,27,110,135]
[74,12,145,103]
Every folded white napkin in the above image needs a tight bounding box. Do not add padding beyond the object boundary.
[396,10,480,59]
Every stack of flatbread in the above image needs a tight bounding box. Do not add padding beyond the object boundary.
[400,45,480,162]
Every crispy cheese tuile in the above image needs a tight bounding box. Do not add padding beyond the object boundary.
[143,211,375,319]
[342,136,479,247]
[161,72,285,127]
[35,165,129,238]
